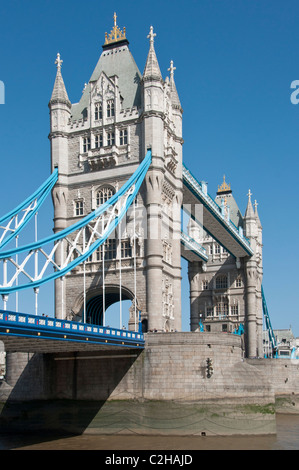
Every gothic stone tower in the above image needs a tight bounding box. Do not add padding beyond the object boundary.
[48,16,183,332]
[188,177,263,358]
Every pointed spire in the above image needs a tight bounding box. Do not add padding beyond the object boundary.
[244,189,255,219]
[143,26,162,81]
[254,200,262,228]
[167,60,181,109]
[49,53,71,107]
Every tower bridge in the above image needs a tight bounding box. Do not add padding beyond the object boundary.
[0,15,268,360]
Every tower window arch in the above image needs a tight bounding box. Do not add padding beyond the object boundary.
[96,186,115,207]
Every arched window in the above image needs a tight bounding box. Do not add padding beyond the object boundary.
[96,186,115,207]
[107,100,115,118]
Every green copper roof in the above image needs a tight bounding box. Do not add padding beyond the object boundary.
[215,192,243,229]
[70,44,142,122]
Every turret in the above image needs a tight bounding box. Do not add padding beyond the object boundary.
[48,53,71,175]
[48,53,71,318]
[243,189,263,358]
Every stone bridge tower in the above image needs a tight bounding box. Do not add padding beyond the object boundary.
[188,178,263,358]
[48,15,183,332]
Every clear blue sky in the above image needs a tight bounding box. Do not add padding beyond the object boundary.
[0,0,298,334]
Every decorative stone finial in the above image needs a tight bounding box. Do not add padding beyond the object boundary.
[168,60,176,80]
[247,189,252,201]
[55,53,63,72]
[147,26,156,46]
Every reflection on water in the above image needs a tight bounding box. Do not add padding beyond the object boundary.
[1,414,299,450]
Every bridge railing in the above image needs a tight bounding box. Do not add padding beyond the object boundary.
[181,231,208,261]
[0,310,144,347]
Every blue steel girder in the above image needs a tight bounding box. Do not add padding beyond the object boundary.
[0,169,58,250]
[0,310,144,353]
[182,164,253,258]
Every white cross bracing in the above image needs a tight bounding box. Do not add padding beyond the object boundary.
[0,149,152,296]
[0,184,135,294]
[0,169,58,250]
[0,200,37,245]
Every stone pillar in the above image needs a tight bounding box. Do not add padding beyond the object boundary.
[145,169,164,331]
[188,261,201,331]
[245,260,258,358]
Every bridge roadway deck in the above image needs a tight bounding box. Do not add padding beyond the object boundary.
[183,164,253,258]
[0,310,144,353]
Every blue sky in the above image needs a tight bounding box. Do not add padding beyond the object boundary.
[0,0,298,334]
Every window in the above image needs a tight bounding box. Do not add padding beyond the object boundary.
[96,186,115,207]
[119,129,128,145]
[107,132,115,146]
[215,244,221,254]
[107,100,115,118]
[231,304,238,316]
[95,103,102,120]
[202,280,209,290]
[216,275,228,289]
[235,277,242,288]
[209,245,213,255]
[96,240,117,261]
[206,306,213,317]
[216,301,228,318]
[83,137,91,153]
[95,134,103,148]
[95,246,101,261]
[105,239,117,260]
[121,240,132,258]
[75,200,84,216]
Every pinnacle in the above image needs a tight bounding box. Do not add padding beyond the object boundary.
[143,26,162,81]
[244,189,255,219]
[49,53,71,107]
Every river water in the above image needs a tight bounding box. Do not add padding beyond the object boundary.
[0,413,298,450]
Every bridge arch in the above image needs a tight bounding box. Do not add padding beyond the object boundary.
[73,285,141,329]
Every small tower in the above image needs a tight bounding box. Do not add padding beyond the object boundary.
[141,26,183,331]
[49,53,72,318]
[243,190,263,357]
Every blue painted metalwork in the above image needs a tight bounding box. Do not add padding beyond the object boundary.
[233,323,244,335]
[262,285,277,356]
[0,151,152,294]
[0,168,58,249]
[0,309,144,349]
[182,164,253,257]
